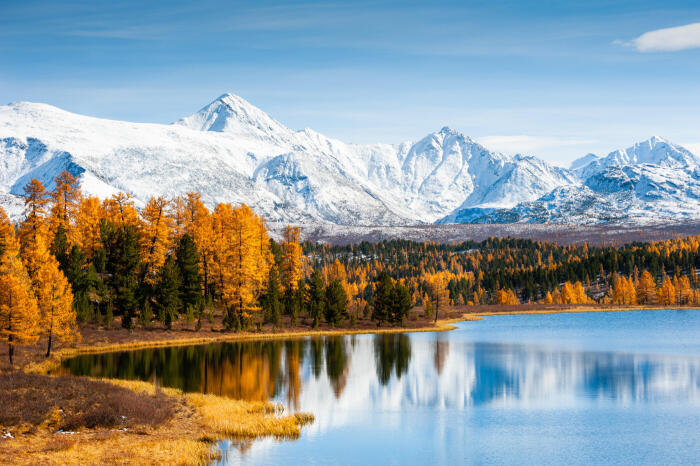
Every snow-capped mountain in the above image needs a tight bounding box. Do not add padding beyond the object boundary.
[0,93,573,225]
[444,136,700,225]
[0,93,698,226]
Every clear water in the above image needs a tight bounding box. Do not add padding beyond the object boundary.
[62,310,700,465]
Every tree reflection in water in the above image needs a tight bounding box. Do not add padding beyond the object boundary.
[374,334,412,386]
[58,330,700,407]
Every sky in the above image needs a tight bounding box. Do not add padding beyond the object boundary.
[1,0,700,166]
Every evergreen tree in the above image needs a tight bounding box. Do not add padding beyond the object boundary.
[262,266,282,325]
[324,280,347,326]
[176,233,202,310]
[390,283,412,325]
[113,225,140,330]
[372,272,393,326]
[156,255,182,329]
[307,270,325,328]
[50,225,71,272]
[139,300,154,328]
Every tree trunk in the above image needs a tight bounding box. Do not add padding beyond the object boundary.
[46,307,54,358]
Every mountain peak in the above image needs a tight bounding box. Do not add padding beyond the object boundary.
[173,93,292,139]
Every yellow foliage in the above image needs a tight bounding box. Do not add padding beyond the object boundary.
[0,214,40,363]
[139,197,174,285]
[281,226,303,292]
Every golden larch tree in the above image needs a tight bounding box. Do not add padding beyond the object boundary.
[281,226,303,293]
[657,277,676,305]
[33,234,77,357]
[102,192,140,228]
[0,208,40,364]
[139,196,173,286]
[19,179,50,277]
[74,195,105,258]
[636,270,657,304]
[49,170,81,240]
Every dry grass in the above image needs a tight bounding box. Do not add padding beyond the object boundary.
[0,375,314,465]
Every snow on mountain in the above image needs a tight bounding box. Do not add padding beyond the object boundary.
[468,137,700,225]
[0,94,698,226]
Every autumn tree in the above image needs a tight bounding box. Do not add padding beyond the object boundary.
[33,235,77,357]
[281,226,302,293]
[74,196,104,258]
[49,170,81,240]
[636,270,657,304]
[0,209,40,364]
[426,272,450,322]
[139,196,173,289]
[657,276,676,305]
[19,179,50,277]
[102,192,139,228]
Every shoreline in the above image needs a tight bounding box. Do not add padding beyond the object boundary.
[25,304,700,375]
[5,304,699,465]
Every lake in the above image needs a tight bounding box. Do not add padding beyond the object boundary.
[61,310,700,465]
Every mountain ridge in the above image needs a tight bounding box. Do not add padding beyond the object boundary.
[0,94,697,225]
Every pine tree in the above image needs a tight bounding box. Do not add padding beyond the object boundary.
[156,255,182,330]
[0,211,40,364]
[372,272,393,326]
[175,233,202,310]
[113,225,140,330]
[389,282,412,325]
[324,280,347,326]
[262,266,282,325]
[51,225,70,272]
[307,270,325,328]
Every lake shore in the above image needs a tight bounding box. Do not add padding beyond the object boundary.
[0,373,313,466]
[6,304,699,375]
[3,304,699,465]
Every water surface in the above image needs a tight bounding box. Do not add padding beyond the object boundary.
[62,310,700,465]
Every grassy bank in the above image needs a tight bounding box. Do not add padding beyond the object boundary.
[0,374,313,465]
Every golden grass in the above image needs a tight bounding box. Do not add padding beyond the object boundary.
[1,377,314,465]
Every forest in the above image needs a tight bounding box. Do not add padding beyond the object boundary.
[2,171,700,364]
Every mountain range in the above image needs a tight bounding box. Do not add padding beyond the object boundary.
[1,93,698,226]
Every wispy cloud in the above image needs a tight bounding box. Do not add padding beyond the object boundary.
[475,135,593,156]
[617,22,700,52]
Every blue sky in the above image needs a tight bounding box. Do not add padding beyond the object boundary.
[1,0,700,166]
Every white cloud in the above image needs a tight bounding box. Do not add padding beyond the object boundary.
[475,135,593,156]
[621,22,700,52]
